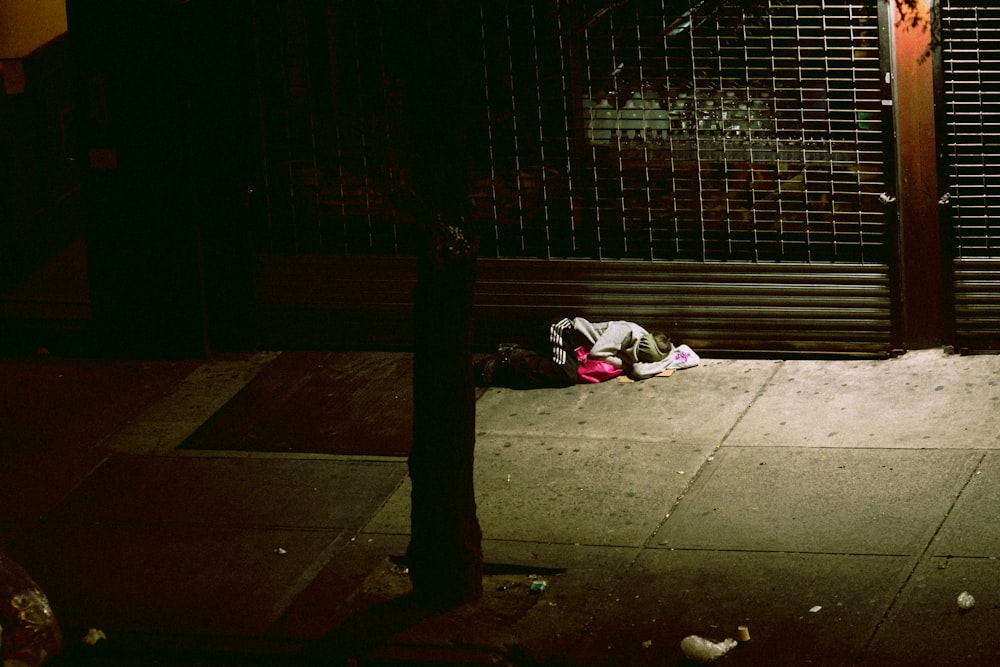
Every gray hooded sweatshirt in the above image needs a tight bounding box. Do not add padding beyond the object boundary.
[572,317,699,379]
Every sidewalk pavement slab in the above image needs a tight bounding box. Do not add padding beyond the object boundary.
[101,352,280,455]
[566,549,912,666]
[281,540,644,667]
[9,455,407,655]
[725,349,1000,449]
[36,455,407,530]
[12,522,346,638]
[930,451,1000,557]
[473,358,780,445]
[267,532,413,643]
[0,450,108,543]
[0,356,202,457]
[366,433,712,547]
[475,540,641,665]
[656,446,982,554]
[863,556,1000,666]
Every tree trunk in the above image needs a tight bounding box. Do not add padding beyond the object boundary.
[390,1,484,606]
[407,222,483,607]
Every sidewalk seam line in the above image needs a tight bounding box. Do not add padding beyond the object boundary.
[639,360,785,550]
[717,359,785,448]
[857,450,989,662]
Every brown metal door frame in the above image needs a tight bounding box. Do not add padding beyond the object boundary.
[886,0,947,350]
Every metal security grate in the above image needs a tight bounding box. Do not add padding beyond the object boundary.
[252,0,888,264]
[253,0,416,255]
[248,0,897,353]
[940,2,1000,348]
[940,3,1000,258]
[472,0,888,262]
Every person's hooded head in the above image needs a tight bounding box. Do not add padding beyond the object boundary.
[636,331,672,362]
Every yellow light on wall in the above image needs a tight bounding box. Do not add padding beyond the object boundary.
[0,0,68,59]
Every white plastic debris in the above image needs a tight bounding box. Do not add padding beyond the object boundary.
[679,635,738,663]
[957,591,975,610]
[82,628,107,646]
[809,605,823,613]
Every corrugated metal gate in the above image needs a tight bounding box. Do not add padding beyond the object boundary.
[251,0,895,354]
[939,2,1000,351]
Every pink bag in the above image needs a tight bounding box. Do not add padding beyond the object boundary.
[575,346,623,383]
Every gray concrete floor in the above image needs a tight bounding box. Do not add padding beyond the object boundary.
[2,349,1000,666]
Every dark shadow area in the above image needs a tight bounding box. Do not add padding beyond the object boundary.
[288,554,568,665]
[179,351,416,456]
[0,355,199,456]
[181,351,490,456]
[298,593,449,665]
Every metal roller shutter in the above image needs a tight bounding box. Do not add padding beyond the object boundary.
[252,0,894,354]
[255,255,891,353]
[939,3,1000,350]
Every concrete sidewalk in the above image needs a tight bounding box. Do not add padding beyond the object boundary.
[2,349,1000,666]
